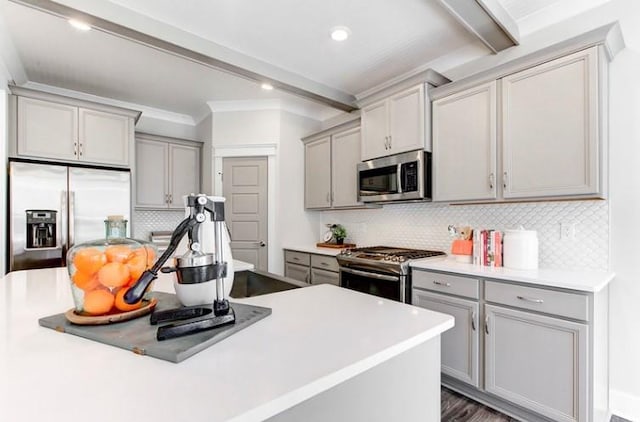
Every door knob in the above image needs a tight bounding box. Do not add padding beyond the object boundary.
[259,241,266,247]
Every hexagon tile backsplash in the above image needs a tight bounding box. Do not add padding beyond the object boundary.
[321,200,609,271]
[133,210,185,241]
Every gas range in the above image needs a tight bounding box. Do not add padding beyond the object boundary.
[337,246,446,303]
[337,246,446,276]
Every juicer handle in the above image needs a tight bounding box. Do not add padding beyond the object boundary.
[124,216,199,304]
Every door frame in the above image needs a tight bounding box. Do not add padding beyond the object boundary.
[213,144,276,272]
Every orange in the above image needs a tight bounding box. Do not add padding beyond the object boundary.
[130,246,157,267]
[105,245,133,263]
[83,289,114,315]
[97,262,130,288]
[72,271,100,291]
[72,248,106,275]
[114,287,142,312]
[126,255,147,282]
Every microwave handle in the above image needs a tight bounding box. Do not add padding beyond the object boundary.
[397,164,403,193]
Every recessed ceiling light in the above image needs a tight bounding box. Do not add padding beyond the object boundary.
[68,19,91,31]
[261,83,274,91]
[330,26,351,42]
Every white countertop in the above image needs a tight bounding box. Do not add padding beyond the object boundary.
[410,257,614,293]
[0,267,452,422]
[283,245,344,256]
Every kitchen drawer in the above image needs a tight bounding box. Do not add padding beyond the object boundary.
[285,250,311,266]
[311,254,339,272]
[485,281,589,321]
[285,263,310,284]
[412,270,480,299]
[311,268,340,286]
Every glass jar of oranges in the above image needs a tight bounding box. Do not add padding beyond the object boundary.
[67,234,158,316]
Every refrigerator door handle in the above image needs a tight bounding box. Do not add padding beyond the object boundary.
[69,191,75,249]
[60,190,68,265]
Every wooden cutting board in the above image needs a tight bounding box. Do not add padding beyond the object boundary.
[39,292,271,363]
[316,242,356,249]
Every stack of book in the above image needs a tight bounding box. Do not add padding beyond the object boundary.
[472,229,503,267]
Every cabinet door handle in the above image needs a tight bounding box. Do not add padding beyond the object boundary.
[503,171,508,189]
[384,136,389,149]
[73,142,77,156]
[388,135,392,149]
[484,315,490,335]
[471,311,476,331]
[326,192,330,203]
[489,173,494,189]
[79,143,83,157]
[169,194,173,204]
[517,295,544,304]
[433,280,451,287]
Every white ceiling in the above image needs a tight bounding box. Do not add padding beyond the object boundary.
[0,0,614,124]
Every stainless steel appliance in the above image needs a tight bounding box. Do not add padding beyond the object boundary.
[337,246,446,302]
[358,150,431,203]
[8,160,131,272]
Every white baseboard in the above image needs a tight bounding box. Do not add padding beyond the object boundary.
[611,389,640,421]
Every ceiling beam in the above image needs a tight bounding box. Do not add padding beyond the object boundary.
[8,0,358,112]
[438,0,520,53]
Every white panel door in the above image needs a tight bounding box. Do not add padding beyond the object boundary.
[485,304,588,422]
[17,97,77,161]
[169,143,201,209]
[69,167,131,246]
[304,137,331,209]
[388,84,425,154]
[502,47,599,198]
[223,157,268,270]
[432,81,497,202]
[361,100,389,160]
[412,289,480,387]
[79,108,131,167]
[331,127,362,208]
[135,139,169,208]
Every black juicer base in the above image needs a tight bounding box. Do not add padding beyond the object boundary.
[151,305,236,341]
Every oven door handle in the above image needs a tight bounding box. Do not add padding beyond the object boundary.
[340,267,400,282]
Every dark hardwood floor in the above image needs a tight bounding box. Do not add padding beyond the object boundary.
[441,387,517,421]
[441,387,633,422]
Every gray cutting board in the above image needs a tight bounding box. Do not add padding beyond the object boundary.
[39,292,271,363]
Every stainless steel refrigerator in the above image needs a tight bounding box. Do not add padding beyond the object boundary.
[8,160,131,272]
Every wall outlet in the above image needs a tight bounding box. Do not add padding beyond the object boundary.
[560,222,576,240]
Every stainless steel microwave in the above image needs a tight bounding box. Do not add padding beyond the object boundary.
[357,150,432,203]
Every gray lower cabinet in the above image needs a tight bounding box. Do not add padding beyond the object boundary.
[412,269,608,422]
[285,262,310,284]
[485,304,588,422]
[412,289,479,387]
[284,249,339,285]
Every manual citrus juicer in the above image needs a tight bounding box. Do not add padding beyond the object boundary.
[124,194,235,340]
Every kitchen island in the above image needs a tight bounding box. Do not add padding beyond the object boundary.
[0,267,453,422]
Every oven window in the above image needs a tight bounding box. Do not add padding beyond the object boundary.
[341,270,401,301]
[359,166,398,196]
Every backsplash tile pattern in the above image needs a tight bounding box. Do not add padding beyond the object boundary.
[321,200,609,270]
[133,210,185,241]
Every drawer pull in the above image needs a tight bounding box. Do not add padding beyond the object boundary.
[433,281,451,287]
[471,311,476,331]
[293,257,300,261]
[517,295,544,304]
[321,262,329,266]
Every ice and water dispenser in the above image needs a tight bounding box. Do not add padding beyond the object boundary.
[26,210,57,249]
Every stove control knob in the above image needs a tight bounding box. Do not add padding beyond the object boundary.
[383,255,391,261]
[397,256,406,262]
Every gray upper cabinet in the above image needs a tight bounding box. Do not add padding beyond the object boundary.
[432,81,497,202]
[361,84,427,161]
[135,133,201,209]
[303,120,364,210]
[502,47,600,199]
[13,90,137,167]
[431,45,608,203]
[304,136,332,209]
